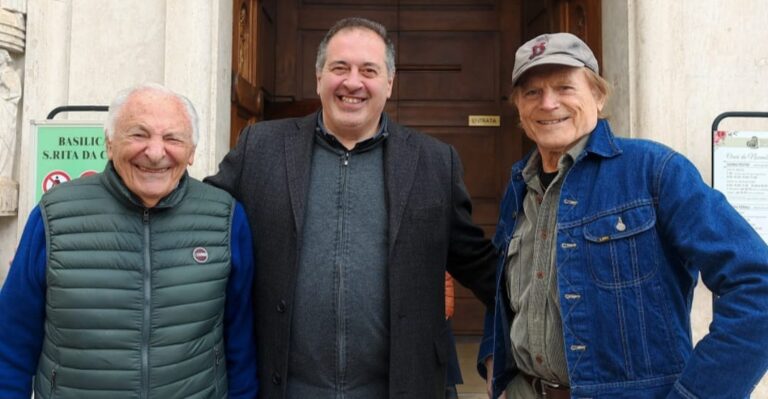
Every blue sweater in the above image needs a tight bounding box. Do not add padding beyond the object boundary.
[0,203,259,398]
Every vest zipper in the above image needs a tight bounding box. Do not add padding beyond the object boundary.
[141,208,151,399]
[50,366,58,398]
[213,346,221,394]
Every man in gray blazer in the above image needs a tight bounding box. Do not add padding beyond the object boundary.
[206,17,497,399]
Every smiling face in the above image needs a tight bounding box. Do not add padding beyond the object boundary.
[514,65,605,167]
[106,89,196,208]
[316,27,394,145]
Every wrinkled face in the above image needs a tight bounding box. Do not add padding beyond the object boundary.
[106,90,195,208]
[514,65,604,154]
[316,28,394,140]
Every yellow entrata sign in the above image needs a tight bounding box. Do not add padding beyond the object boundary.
[468,115,500,127]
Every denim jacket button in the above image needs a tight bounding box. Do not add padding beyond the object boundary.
[615,217,626,232]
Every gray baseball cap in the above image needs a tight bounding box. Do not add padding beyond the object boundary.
[511,32,598,86]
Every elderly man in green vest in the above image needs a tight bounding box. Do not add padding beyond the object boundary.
[0,83,259,398]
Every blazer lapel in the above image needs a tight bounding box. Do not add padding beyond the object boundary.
[285,114,316,236]
[385,125,420,253]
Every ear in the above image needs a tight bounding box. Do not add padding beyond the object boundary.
[316,72,322,96]
[105,133,114,160]
[386,73,394,98]
[595,93,606,113]
[188,147,196,166]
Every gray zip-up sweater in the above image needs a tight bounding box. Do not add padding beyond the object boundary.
[287,133,389,399]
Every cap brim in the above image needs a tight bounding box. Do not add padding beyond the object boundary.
[512,54,586,86]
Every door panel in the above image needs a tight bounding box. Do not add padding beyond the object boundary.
[297,8,398,30]
[395,3,512,334]
[556,0,602,67]
[299,31,324,99]
[397,32,496,101]
[304,0,395,5]
[399,8,498,31]
[523,0,602,66]
[397,102,502,127]
[231,0,277,145]
[419,128,497,197]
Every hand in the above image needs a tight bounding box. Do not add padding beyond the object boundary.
[484,357,507,399]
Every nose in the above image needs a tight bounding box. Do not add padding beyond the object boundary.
[342,68,364,91]
[144,137,166,161]
[540,89,560,110]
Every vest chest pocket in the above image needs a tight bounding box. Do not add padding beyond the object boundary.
[583,205,659,288]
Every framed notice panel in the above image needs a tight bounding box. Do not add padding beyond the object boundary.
[31,121,107,202]
[712,117,768,243]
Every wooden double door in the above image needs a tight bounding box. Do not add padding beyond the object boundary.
[232,0,601,335]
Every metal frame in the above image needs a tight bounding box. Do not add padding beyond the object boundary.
[47,105,109,120]
[710,111,768,184]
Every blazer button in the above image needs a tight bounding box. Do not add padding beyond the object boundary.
[272,371,281,385]
[276,300,287,313]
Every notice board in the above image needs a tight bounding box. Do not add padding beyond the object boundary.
[31,121,107,202]
[712,129,768,243]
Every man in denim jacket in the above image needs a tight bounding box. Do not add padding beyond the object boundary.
[479,33,768,398]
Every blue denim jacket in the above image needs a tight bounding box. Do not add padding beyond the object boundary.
[480,120,768,398]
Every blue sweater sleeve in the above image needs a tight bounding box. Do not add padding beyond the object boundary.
[225,202,259,398]
[0,206,47,398]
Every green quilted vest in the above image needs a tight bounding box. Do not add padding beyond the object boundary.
[34,164,234,399]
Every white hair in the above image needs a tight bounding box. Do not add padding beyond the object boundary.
[104,83,200,144]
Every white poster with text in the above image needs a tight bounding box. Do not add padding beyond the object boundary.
[713,130,768,244]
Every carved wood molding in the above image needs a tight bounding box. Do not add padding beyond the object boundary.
[232,0,262,116]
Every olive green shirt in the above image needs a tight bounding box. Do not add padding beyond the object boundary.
[505,135,589,394]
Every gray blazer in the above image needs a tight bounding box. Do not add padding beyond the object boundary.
[206,112,497,399]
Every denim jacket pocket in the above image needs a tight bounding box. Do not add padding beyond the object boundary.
[583,205,659,288]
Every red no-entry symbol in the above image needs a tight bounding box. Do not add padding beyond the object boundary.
[42,170,71,193]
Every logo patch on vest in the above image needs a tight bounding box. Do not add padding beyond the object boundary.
[193,247,209,263]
